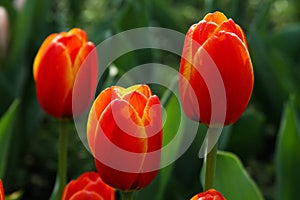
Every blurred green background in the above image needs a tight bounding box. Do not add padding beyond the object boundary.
[0,0,300,199]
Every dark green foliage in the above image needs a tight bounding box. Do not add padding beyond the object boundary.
[0,0,299,199]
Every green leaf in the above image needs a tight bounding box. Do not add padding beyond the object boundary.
[272,24,300,60]
[0,100,20,178]
[275,98,300,200]
[212,151,264,200]
[5,190,23,200]
[224,108,265,157]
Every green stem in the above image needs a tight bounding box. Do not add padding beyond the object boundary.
[203,127,222,191]
[49,120,68,200]
[121,191,134,200]
[204,142,218,191]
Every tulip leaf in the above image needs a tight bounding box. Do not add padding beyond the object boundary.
[272,24,300,60]
[275,99,300,200]
[5,190,23,200]
[211,151,264,200]
[0,100,20,178]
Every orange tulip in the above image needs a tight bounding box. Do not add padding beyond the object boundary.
[190,189,226,200]
[87,84,162,191]
[33,28,98,118]
[62,172,115,200]
[179,11,254,125]
[0,179,4,200]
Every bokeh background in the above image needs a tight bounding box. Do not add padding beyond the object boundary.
[0,0,300,199]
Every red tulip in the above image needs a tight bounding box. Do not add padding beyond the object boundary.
[87,84,163,191]
[190,189,226,200]
[62,172,115,200]
[33,28,98,118]
[0,179,4,200]
[179,11,254,125]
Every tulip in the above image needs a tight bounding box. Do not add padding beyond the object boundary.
[179,11,254,126]
[14,0,26,11]
[0,6,9,60]
[62,172,115,200]
[33,28,98,118]
[0,179,4,200]
[190,189,226,200]
[87,84,163,191]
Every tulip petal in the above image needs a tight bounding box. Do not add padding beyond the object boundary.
[192,21,219,48]
[72,41,98,117]
[142,96,163,140]
[120,84,152,98]
[214,19,248,46]
[69,28,88,42]
[203,11,228,25]
[0,180,4,200]
[95,159,141,191]
[69,191,104,200]
[62,172,115,200]
[33,33,58,81]
[85,179,115,200]
[93,100,147,190]
[73,42,96,76]
[97,99,146,152]
[62,172,99,200]
[56,33,83,66]
[87,87,121,153]
[190,189,226,200]
[122,90,148,119]
[34,42,73,118]
[194,31,253,125]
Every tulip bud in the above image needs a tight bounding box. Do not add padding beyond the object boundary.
[0,179,4,200]
[62,172,115,200]
[14,0,26,11]
[179,11,254,126]
[0,6,9,60]
[33,28,98,118]
[190,189,226,200]
[87,84,163,191]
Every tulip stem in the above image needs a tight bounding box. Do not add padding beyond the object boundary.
[49,120,68,200]
[204,142,217,191]
[203,127,221,191]
[121,191,134,200]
